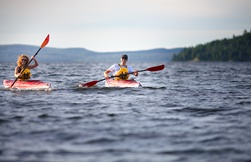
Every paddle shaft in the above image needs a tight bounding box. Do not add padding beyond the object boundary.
[88,70,143,83]
[97,70,141,81]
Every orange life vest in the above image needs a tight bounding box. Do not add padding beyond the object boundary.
[18,68,31,81]
[114,64,129,80]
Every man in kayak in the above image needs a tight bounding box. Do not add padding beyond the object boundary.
[104,54,138,80]
[14,54,39,81]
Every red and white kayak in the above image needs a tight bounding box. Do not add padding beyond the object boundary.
[105,79,141,88]
[3,80,51,90]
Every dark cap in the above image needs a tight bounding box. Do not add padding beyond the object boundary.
[121,54,128,60]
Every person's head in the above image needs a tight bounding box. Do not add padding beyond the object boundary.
[121,54,128,61]
[17,54,29,67]
[120,54,128,65]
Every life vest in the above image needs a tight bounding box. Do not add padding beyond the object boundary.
[115,64,129,80]
[18,68,31,81]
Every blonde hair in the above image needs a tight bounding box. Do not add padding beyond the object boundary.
[17,54,29,67]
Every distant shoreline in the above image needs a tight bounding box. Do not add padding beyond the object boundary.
[0,45,182,63]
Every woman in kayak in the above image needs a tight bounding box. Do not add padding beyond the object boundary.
[14,54,39,81]
[104,54,138,80]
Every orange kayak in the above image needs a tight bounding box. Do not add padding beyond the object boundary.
[105,79,141,88]
[3,80,51,90]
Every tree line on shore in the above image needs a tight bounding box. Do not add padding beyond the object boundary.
[172,29,251,62]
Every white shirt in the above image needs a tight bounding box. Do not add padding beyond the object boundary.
[108,64,134,76]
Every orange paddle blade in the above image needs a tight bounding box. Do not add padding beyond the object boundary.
[40,34,50,48]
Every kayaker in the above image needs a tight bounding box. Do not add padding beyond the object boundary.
[104,54,138,80]
[14,54,39,81]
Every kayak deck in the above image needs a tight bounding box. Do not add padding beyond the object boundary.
[105,79,141,88]
[3,80,51,90]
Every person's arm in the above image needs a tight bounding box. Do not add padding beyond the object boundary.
[104,64,116,79]
[28,56,39,69]
[14,66,21,78]
[104,69,111,79]
[133,70,138,76]
[129,66,138,76]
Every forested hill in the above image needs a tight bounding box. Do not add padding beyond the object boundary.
[172,30,251,62]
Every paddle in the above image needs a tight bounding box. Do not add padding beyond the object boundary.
[79,64,165,88]
[10,34,50,88]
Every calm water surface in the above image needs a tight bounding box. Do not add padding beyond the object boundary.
[0,62,251,162]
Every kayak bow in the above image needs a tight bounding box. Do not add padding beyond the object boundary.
[4,80,51,90]
[105,79,141,88]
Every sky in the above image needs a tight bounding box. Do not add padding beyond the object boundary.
[0,0,251,52]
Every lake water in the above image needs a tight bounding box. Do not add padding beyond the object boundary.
[1,62,251,162]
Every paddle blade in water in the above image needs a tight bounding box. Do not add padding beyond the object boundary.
[146,64,165,72]
[41,34,50,48]
[79,80,98,88]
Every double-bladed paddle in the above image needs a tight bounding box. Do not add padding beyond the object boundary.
[10,34,50,88]
[79,64,165,88]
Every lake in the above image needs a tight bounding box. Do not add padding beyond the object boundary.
[1,62,251,162]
